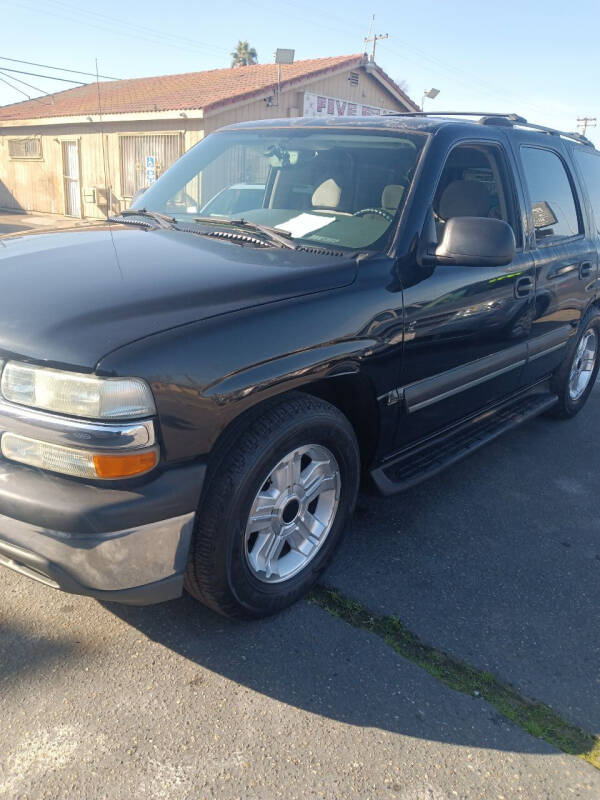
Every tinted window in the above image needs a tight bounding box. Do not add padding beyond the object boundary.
[573,148,600,236]
[434,144,520,245]
[521,147,581,243]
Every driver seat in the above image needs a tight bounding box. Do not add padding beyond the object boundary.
[437,179,490,220]
[311,178,342,213]
[381,184,405,213]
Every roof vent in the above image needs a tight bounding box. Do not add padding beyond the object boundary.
[348,71,359,86]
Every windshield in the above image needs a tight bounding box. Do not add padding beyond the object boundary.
[134,128,427,251]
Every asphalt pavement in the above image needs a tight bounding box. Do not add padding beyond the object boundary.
[1,385,599,799]
[0,210,89,235]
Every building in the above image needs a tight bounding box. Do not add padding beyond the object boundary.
[0,54,417,219]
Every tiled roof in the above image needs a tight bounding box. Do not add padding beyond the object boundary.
[0,54,412,121]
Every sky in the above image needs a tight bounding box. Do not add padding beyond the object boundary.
[0,0,598,145]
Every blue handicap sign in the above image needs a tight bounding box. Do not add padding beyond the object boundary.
[145,155,156,185]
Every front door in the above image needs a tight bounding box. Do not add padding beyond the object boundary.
[62,141,81,218]
[395,140,535,448]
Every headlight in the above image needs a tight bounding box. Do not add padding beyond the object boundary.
[1,432,158,480]
[0,362,155,420]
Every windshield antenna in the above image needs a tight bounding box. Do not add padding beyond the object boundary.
[96,57,123,278]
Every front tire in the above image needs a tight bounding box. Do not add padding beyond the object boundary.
[184,393,360,619]
[548,308,600,419]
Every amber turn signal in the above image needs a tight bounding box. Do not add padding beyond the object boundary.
[93,450,158,479]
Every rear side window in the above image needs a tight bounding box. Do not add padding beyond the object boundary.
[572,149,600,236]
[520,147,581,244]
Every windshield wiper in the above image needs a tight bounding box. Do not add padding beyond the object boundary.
[109,208,177,230]
[193,216,297,250]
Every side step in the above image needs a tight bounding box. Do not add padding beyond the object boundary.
[371,392,558,495]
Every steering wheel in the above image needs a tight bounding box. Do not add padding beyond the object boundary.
[352,208,395,222]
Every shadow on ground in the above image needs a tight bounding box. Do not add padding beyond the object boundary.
[0,222,33,235]
[107,589,563,757]
[105,390,600,750]
[0,621,78,683]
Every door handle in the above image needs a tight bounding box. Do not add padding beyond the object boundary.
[580,261,594,279]
[514,276,534,298]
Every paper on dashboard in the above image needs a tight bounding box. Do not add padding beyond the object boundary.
[275,213,333,238]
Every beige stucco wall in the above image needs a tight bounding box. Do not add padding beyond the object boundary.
[0,119,205,218]
[0,65,410,219]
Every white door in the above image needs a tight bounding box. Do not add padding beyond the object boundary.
[62,141,81,217]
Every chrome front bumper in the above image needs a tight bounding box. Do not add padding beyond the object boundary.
[0,393,204,604]
[0,510,195,604]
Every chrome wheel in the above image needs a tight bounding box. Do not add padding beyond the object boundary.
[568,328,597,401]
[244,444,341,584]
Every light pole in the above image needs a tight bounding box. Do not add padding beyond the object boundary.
[421,88,440,111]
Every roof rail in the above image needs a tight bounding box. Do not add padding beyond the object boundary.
[385,111,528,122]
[385,111,596,149]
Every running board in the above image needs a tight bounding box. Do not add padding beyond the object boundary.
[371,392,558,495]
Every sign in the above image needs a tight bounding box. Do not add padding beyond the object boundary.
[303,92,396,118]
[145,155,156,185]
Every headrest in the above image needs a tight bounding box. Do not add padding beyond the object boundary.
[438,180,490,220]
[312,178,342,209]
[381,184,405,211]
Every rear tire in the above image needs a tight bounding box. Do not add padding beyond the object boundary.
[548,308,600,419]
[184,393,360,619]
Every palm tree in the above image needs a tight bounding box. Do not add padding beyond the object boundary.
[231,41,258,68]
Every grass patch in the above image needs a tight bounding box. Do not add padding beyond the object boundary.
[309,584,600,770]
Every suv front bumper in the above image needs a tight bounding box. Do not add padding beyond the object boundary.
[0,460,205,604]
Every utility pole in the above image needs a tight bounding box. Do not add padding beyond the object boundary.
[364,15,389,62]
[577,117,597,137]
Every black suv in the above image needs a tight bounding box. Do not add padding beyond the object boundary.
[1,113,599,618]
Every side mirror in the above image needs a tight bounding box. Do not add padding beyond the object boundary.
[435,216,516,267]
[130,187,147,207]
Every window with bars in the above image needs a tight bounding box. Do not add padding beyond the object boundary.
[8,137,43,159]
[119,134,182,197]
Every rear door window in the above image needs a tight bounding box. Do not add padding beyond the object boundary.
[520,147,582,243]
[572,148,600,236]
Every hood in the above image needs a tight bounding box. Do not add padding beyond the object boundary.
[0,223,357,369]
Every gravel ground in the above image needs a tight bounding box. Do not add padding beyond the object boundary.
[1,387,599,799]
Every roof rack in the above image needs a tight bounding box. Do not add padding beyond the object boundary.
[385,111,596,149]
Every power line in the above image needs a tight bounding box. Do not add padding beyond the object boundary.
[0,55,119,80]
[0,74,30,99]
[577,117,597,137]
[9,0,230,59]
[0,68,51,96]
[44,0,230,54]
[0,66,86,85]
[0,73,53,106]
[260,0,551,118]
[363,15,389,62]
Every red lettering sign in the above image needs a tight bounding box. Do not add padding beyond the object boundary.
[316,96,327,113]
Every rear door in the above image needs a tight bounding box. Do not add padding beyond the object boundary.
[512,139,598,383]
[570,145,600,287]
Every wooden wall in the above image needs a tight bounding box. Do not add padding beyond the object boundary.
[206,66,407,132]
